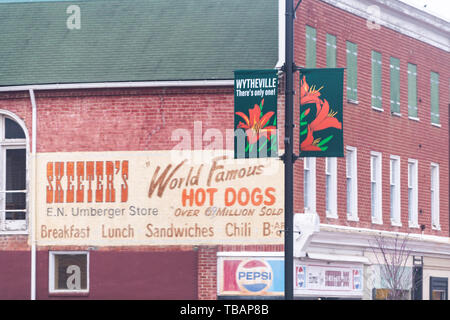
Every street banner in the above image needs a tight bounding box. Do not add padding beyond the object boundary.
[234,69,278,159]
[299,68,344,157]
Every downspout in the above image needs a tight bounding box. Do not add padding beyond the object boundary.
[29,89,37,300]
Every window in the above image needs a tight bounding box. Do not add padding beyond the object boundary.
[371,152,382,224]
[371,51,382,110]
[408,159,418,228]
[304,157,316,213]
[390,156,401,225]
[431,163,440,230]
[408,63,418,119]
[346,41,358,102]
[390,57,401,114]
[430,72,440,125]
[346,147,358,220]
[325,157,337,218]
[49,251,89,294]
[306,25,317,68]
[0,114,27,232]
[430,277,448,300]
[326,34,337,68]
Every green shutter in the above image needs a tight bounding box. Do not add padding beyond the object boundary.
[430,72,440,124]
[390,57,400,113]
[371,51,382,109]
[326,34,336,68]
[408,63,418,118]
[306,26,316,68]
[346,41,358,101]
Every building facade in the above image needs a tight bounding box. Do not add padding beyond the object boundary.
[0,0,449,300]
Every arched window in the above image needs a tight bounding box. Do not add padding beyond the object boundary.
[0,114,27,232]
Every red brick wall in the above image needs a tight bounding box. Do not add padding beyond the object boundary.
[197,246,218,299]
[34,249,198,300]
[293,0,449,236]
[33,87,234,153]
[0,251,30,299]
[0,0,448,300]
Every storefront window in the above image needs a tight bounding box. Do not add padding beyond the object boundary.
[430,277,448,300]
[431,290,446,300]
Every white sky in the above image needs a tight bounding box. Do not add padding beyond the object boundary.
[0,0,448,22]
[398,0,450,21]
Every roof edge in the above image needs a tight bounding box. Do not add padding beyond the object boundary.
[319,0,450,52]
[0,80,235,92]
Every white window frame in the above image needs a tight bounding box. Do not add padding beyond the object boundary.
[431,163,440,230]
[408,159,419,228]
[0,112,29,234]
[371,151,382,224]
[346,146,358,221]
[303,157,316,214]
[49,251,90,294]
[390,155,401,226]
[325,157,337,218]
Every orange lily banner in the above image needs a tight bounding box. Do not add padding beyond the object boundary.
[234,69,278,159]
[299,68,344,158]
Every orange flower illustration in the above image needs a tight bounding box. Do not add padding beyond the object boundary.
[235,99,276,145]
[300,125,322,151]
[300,75,322,106]
[309,99,342,132]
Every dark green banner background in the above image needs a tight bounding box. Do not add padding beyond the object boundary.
[299,68,344,158]
[234,69,278,159]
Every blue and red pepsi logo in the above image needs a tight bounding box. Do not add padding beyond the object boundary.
[236,259,273,293]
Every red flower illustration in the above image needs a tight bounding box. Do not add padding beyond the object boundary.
[309,99,342,132]
[300,125,322,151]
[300,75,322,106]
[236,99,276,145]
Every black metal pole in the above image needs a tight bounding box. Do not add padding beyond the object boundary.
[284,0,295,301]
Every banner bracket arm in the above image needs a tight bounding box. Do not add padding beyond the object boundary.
[293,64,303,72]
[294,0,303,14]
[279,153,299,163]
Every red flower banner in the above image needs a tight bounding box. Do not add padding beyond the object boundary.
[299,69,344,157]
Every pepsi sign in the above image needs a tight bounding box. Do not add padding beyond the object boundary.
[219,256,284,296]
[236,260,273,293]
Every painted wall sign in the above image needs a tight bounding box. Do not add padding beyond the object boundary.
[234,69,278,159]
[218,256,284,296]
[295,260,363,297]
[299,68,344,157]
[34,150,284,246]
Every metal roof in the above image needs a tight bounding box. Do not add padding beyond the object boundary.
[0,0,279,86]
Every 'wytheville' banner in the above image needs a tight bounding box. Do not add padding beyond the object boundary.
[299,68,344,157]
[234,69,278,159]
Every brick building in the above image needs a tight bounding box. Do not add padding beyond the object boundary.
[0,0,449,300]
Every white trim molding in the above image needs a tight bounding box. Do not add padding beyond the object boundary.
[275,0,286,69]
[312,224,450,258]
[217,251,284,257]
[0,80,235,93]
[319,0,450,52]
[306,252,370,265]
